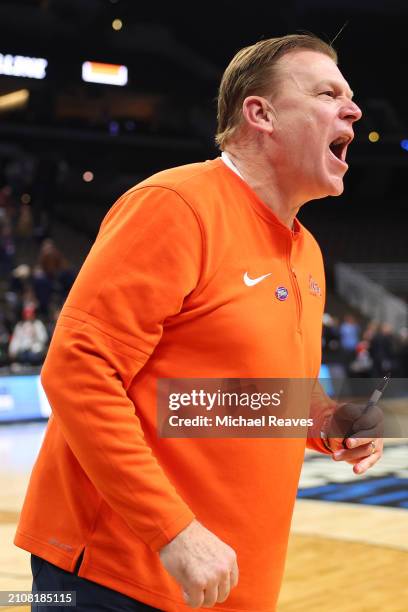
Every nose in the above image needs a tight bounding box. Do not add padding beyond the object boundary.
[340,99,362,123]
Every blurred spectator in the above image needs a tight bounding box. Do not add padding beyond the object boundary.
[369,322,397,377]
[340,314,360,352]
[32,239,75,315]
[22,286,39,311]
[15,202,34,241]
[339,314,360,369]
[6,264,32,317]
[395,327,408,378]
[0,214,15,278]
[9,263,31,291]
[362,320,378,343]
[0,313,10,367]
[46,305,61,341]
[322,313,341,363]
[38,238,65,277]
[349,339,373,376]
[0,185,14,218]
[32,265,53,316]
[8,305,48,366]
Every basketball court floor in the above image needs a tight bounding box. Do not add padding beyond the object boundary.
[0,422,407,611]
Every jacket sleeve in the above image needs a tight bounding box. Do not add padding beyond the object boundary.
[41,186,203,551]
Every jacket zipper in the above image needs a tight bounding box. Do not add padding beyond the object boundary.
[287,249,302,333]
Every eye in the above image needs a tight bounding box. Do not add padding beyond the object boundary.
[320,91,335,98]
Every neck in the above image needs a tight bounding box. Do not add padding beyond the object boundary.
[224,144,304,230]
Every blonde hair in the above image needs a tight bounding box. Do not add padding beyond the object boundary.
[215,34,337,149]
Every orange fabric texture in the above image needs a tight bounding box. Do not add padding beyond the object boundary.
[15,158,328,611]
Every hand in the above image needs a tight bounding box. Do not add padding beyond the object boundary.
[159,519,239,608]
[326,402,384,475]
[332,436,384,475]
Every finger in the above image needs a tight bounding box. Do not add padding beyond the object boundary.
[183,584,205,609]
[353,449,382,475]
[202,582,218,608]
[230,559,239,589]
[346,435,378,449]
[334,442,375,462]
[217,572,231,603]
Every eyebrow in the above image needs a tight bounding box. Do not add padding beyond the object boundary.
[315,80,354,99]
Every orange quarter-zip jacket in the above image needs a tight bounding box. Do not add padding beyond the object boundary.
[15,158,329,611]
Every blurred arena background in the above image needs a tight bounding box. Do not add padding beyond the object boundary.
[0,1,407,610]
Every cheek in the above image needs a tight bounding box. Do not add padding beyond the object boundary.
[274,110,328,166]
[295,115,322,150]
[280,116,313,149]
[296,120,323,160]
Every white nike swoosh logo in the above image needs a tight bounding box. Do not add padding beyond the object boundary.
[243,272,272,287]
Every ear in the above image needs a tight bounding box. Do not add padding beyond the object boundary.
[242,96,275,135]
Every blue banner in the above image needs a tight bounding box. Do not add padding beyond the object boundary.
[0,374,51,422]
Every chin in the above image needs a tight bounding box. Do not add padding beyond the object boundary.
[308,183,344,201]
[302,173,345,201]
[330,179,345,196]
[321,175,345,197]
[326,184,344,197]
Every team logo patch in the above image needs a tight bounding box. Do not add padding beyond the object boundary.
[309,274,322,297]
[275,286,289,301]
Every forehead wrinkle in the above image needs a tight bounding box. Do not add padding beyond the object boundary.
[271,68,307,97]
[274,51,353,99]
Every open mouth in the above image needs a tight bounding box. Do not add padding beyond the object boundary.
[329,135,351,165]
